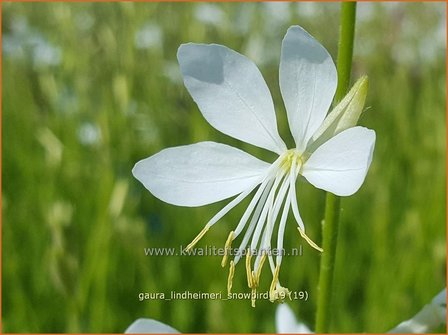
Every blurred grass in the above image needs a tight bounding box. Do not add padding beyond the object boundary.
[2,2,446,333]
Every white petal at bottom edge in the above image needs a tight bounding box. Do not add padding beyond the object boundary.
[132,141,271,207]
[276,304,313,334]
[302,126,376,196]
[125,318,180,334]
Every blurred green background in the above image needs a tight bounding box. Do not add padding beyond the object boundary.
[2,1,446,333]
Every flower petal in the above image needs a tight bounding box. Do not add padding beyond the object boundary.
[388,288,447,334]
[309,76,369,151]
[132,142,270,207]
[125,318,180,334]
[432,288,446,306]
[276,304,313,334]
[388,305,446,333]
[302,127,376,196]
[178,43,286,154]
[280,25,337,151]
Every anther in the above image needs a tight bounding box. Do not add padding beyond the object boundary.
[227,260,235,294]
[245,249,253,288]
[251,270,257,288]
[185,226,210,252]
[269,264,281,301]
[251,287,257,308]
[254,253,267,286]
[297,228,323,252]
[221,230,235,267]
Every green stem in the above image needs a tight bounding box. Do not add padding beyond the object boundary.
[314,2,357,333]
[335,2,357,102]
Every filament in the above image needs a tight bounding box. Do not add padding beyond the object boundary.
[250,171,285,252]
[233,177,271,237]
[186,178,261,251]
[298,228,323,252]
[206,179,260,228]
[276,192,291,266]
[255,172,290,271]
[233,179,273,265]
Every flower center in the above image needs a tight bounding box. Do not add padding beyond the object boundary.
[280,149,303,174]
[184,147,322,307]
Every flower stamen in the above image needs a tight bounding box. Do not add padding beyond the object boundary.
[298,227,323,252]
[233,179,273,265]
[227,260,235,294]
[254,252,267,286]
[251,284,257,307]
[186,179,262,252]
[250,172,284,252]
[221,230,235,267]
[245,249,253,288]
[269,264,281,301]
[233,177,272,237]
[185,225,209,252]
[268,264,292,303]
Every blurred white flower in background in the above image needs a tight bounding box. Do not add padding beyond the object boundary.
[74,11,95,32]
[32,39,61,67]
[3,15,62,68]
[194,3,225,26]
[78,122,102,146]
[135,23,163,50]
[163,60,183,84]
[263,2,291,25]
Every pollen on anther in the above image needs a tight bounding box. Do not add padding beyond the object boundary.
[185,225,210,252]
[221,230,235,267]
[255,253,267,286]
[245,249,253,288]
[269,264,281,302]
[298,227,323,252]
[227,260,235,294]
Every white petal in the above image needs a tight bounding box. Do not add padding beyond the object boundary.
[276,304,313,334]
[280,26,337,151]
[432,288,446,306]
[125,318,180,334]
[178,43,286,154]
[388,304,446,333]
[132,142,270,207]
[309,76,369,150]
[388,289,446,333]
[302,127,376,196]
[276,304,299,333]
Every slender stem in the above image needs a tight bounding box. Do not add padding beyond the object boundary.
[315,2,357,333]
[335,2,357,102]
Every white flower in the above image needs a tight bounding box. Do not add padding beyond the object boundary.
[275,288,447,333]
[125,318,179,334]
[276,304,312,334]
[388,288,447,333]
[133,25,376,305]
